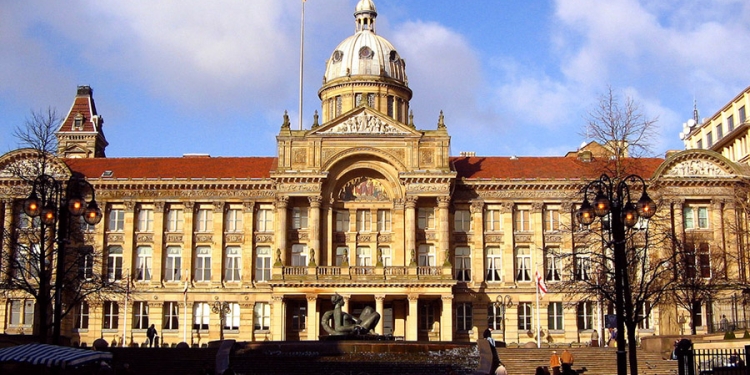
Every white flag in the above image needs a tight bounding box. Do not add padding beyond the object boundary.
[536,270,548,297]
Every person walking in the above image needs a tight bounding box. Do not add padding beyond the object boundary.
[561,349,574,375]
[146,324,158,347]
[550,351,562,375]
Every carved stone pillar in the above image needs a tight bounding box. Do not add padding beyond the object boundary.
[440,295,454,341]
[242,201,255,287]
[271,295,285,341]
[404,197,417,264]
[306,294,318,340]
[240,301,255,342]
[437,196,451,266]
[122,201,136,281]
[470,200,485,283]
[374,294,385,335]
[406,294,419,341]
[275,197,289,265]
[308,196,322,266]
[152,202,165,284]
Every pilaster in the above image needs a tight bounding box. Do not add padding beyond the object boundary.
[440,295,454,341]
[152,201,165,284]
[275,197,289,264]
[406,294,418,341]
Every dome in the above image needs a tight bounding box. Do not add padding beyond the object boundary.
[323,0,407,84]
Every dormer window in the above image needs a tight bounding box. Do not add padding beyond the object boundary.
[73,113,84,131]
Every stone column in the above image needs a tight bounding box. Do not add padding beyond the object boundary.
[182,202,195,284]
[375,295,385,335]
[470,201,485,283]
[404,197,417,264]
[406,294,418,341]
[271,295,285,341]
[212,202,224,285]
[240,301,255,342]
[440,295,454,341]
[242,201,255,287]
[148,301,163,346]
[122,201,136,281]
[275,197,289,264]
[183,301,194,346]
[437,196,451,267]
[151,201,165,284]
[531,202,544,270]
[308,196,322,265]
[306,294,318,340]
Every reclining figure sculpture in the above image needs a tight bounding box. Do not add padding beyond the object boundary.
[320,294,380,336]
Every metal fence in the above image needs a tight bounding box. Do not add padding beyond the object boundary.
[677,344,749,375]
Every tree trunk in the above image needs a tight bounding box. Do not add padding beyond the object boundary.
[626,321,639,375]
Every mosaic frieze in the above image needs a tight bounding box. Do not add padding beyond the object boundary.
[338,176,389,201]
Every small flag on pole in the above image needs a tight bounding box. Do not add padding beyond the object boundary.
[183,277,189,296]
[536,270,547,297]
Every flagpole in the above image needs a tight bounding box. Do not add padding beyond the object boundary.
[122,268,130,347]
[535,269,541,348]
[298,0,305,130]
[183,277,189,343]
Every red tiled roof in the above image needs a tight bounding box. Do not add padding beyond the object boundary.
[59,96,98,133]
[65,157,277,179]
[451,156,665,180]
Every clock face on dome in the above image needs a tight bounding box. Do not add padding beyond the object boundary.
[359,47,374,59]
[332,50,343,63]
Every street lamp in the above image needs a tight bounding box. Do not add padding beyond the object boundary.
[23,174,102,344]
[576,173,656,375]
[212,301,232,341]
[493,295,513,343]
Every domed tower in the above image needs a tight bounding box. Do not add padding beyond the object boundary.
[318,0,411,124]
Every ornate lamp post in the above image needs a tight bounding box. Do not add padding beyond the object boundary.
[493,295,513,343]
[23,174,102,344]
[212,301,232,341]
[576,174,656,375]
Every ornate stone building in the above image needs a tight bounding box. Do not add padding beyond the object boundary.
[1,0,748,347]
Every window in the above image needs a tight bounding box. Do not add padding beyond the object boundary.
[419,302,435,331]
[195,207,213,232]
[454,246,471,281]
[687,242,712,278]
[8,300,34,327]
[545,248,562,282]
[225,246,241,281]
[515,247,531,282]
[133,301,149,329]
[78,215,96,233]
[16,243,40,279]
[107,246,123,281]
[137,208,153,232]
[291,244,308,267]
[336,247,348,266]
[692,300,703,327]
[355,93,362,106]
[79,250,94,280]
[225,208,243,232]
[697,139,703,149]
[517,302,532,330]
[684,206,709,229]
[377,209,391,232]
[335,210,350,232]
[387,96,394,118]
[514,208,530,232]
[454,210,472,232]
[335,96,342,117]
[740,106,747,124]
[291,207,308,229]
[487,305,503,331]
[135,246,153,281]
[103,301,119,329]
[256,205,274,232]
[164,246,182,282]
[418,244,435,267]
[255,246,272,282]
[108,208,125,232]
[193,302,210,330]
[486,247,502,282]
[356,246,371,266]
[484,208,502,232]
[225,303,240,330]
[254,302,270,330]
[163,302,179,330]
[544,208,560,232]
[290,301,306,331]
[195,246,212,281]
[698,243,711,278]
[166,206,184,232]
[636,301,651,329]
[574,250,591,281]
[17,211,40,229]
[73,113,84,130]
[548,302,564,330]
[379,247,392,266]
[577,301,594,330]
[727,115,734,132]
[418,207,435,230]
[717,124,724,139]
[367,93,375,108]
[75,302,89,330]
[707,131,713,147]
[456,303,473,331]
[356,209,371,232]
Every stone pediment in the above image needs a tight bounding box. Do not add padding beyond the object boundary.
[310,108,419,137]
[654,149,741,179]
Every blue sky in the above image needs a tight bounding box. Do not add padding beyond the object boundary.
[1,0,749,158]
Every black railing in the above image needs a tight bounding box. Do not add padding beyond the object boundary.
[708,319,750,335]
[677,344,749,375]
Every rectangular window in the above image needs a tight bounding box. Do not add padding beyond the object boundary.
[692,300,703,327]
[195,246,212,281]
[356,246,371,266]
[78,215,96,233]
[254,302,271,331]
[16,211,40,229]
[637,301,651,329]
[335,210,350,232]
[9,300,34,326]
[166,206,184,232]
[356,209,371,232]
[456,303,473,331]
[379,247,392,267]
[548,302,564,330]
[728,114,735,132]
[291,207,308,229]
[133,301,149,329]
[454,246,471,281]
[336,247,348,266]
[418,244,435,267]
[514,208,531,232]
[418,207,435,230]
[484,208,502,232]
[195,207,213,232]
[108,208,125,232]
[225,303,240,330]
[698,242,711,278]
[224,246,241,282]
[75,302,89,330]
[544,208,560,232]
[486,247,502,282]
[255,246,272,282]
[164,246,182,282]
[256,206,274,232]
[107,246,123,281]
[545,248,562,282]
[707,131,713,147]
[290,301,306,331]
[225,208,243,232]
[335,96,342,117]
[387,96,394,117]
[454,210,472,233]
[291,244,307,267]
[135,246,152,281]
[377,209,391,232]
[577,301,594,330]
[79,250,94,280]
[515,247,531,282]
[697,139,703,149]
[193,302,210,330]
[419,302,435,331]
[517,302,532,330]
[740,106,747,124]
[487,305,503,331]
[574,250,591,281]
[684,206,709,229]
[137,208,154,232]
[367,93,375,108]
[103,301,119,330]
[355,93,362,106]
[717,124,724,139]
[163,302,179,330]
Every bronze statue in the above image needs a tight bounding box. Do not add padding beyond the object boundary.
[320,294,380,336]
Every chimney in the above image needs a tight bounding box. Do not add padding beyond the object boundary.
[77,85,93,96]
